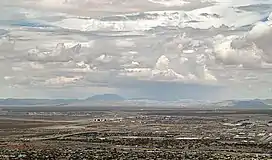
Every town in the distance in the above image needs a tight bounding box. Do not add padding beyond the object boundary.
[0,95,271,159]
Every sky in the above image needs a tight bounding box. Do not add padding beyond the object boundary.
[0,0,272,100]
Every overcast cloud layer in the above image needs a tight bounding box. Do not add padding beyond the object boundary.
[1,0,272,100]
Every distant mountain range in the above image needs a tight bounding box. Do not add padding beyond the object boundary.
[0,94,124,106]
[207,99,272,109]
[0,94,271,109]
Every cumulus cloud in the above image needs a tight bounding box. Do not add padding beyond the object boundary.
[203,65,217,81]
[44,76,83,86]
[213,35,263,68]
[27,43,81,62]
[247,22,272,39]
[1,0,272,99]
[155,55,170,70]
[120,53,217,83]
[213,13,272,68]
[95,54,114,63]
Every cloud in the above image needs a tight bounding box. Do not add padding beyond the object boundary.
[0,36,15,51]
[147,0,188,7]
[155,55,170,70]
[27,43,81,62]
[119,53,217,83]
[1,0,272,100]
[44,75,83,86]
[213,35,263,68]
[247,22,272,39]
[212,14,272,68]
